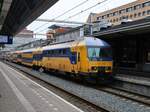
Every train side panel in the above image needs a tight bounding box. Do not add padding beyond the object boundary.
[41,48,73,73]
[21,52,33,67]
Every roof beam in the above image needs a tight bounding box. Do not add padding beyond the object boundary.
[0,0,12,31]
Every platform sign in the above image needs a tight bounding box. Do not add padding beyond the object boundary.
[0,35,13,44]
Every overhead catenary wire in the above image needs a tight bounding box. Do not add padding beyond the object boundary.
[33,0,90,32]
[64,0,109,21]
[36,0,110,34]
[36,21,83,34]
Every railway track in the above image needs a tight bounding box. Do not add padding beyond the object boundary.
[3,61,150,112]
[97,86,150,107]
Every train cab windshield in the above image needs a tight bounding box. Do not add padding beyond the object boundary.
[88,47,112,61]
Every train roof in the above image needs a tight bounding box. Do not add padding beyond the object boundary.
[17,37,110,53]
[78,36,110,46]
[43,36,110,51]
[20,47,42,53]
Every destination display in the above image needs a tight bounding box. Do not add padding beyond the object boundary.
[0,35,13,44]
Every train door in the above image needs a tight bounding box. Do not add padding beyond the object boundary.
[70,52,77,73]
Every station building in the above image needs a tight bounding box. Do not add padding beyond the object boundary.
[94,18,150,76]
[46,24,72,40]
[87,0,150,25]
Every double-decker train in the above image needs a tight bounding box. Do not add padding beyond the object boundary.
[6,36,113,82]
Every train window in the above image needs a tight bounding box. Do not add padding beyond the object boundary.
[48,50,51,54]
[51,50,54,55]
[54,50,59,55]
[59,50,62,54]
[88,47,112,61]
[88,48,100,58]
[63,49,66,55]
[100,48,112,58]
[55,50,57,55]
[50,50,53,54]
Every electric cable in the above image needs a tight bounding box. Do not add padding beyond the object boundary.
[36,0,110,33]
[33,0,90,32]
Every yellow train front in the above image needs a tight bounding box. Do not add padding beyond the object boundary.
[41,36,113,82]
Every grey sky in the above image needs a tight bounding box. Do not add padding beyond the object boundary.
[27,0,136,38]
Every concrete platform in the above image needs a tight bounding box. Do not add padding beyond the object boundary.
[0,62,83,112]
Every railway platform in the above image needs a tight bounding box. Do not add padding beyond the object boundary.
[0,62,83,112]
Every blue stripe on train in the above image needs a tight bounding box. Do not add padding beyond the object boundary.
[22,58,33,63]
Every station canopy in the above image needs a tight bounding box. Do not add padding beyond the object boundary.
[94,17,150,38]
[0,0,58,36]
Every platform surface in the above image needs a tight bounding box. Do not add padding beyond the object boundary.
[0,62,83,112]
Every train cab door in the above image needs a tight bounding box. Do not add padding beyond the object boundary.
[70,52,77,73]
